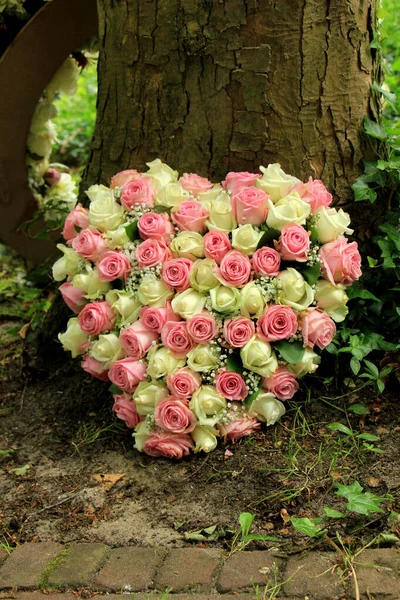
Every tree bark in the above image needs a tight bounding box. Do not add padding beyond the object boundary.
[84,0,377,204]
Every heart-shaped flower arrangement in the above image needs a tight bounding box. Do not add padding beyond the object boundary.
[54,160,361,459]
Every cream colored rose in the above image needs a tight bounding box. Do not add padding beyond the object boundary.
[240,335,278,378]
[52,244,81,281]
[72,269,111,300]
[170,231,205,261]
[240,282,266,319]
[249,392,286,425]
[277,268,314,311]
[256,163,300,202]
[314,280,349,322]
[155,183,190,208]
[191,425,219,453]
[106,290,142,326]
[187,344,219,372]
[189,259,219,292]
[133,420,152,452]
[287,347,321,378]
[189,386,226,427]
[231,224,264,255]
[133,380,169,415]
[137,274,174,308]
[197,185,226,205]
[91,333,125,366]
[87,186,125,232]
[266,194,310,231]
[145,158,178,189]
[171,288,206,319]
[46,57,79,99]
[210,285,241,314]
[146,345,185,379]
[314,207,353,244]
[104,224,131,249]
[204,197,237,232]
[58,318,89,359]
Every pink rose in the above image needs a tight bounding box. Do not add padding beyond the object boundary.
[113,393,142,428]
[166,367,201,398]
[162,258,192,291]
[277,224,310,262]
[257,305,298,342]
[299,308,336,349]
[143,431,194,459]
[187,313,218,345]
[44,168,61,187]
[120,177,156,210]
[140,303,179,333]
[59,281,86,314]
[215,369,248,401]
[218,416,261,443]
[108,358,147,393]
[138,212,174,244]
[72,228,106,261]
[252,247,281,276]
[98,251,131,282]
[62,204,89,243]
[81,355,109,381]
[119,320,158,359]
[110,169,140,189]
[222,171,261,194]
[161,321,195,358]
[179,173,213,195]
[224,317,255,347]
[136,239,171,269]
[320,238,362,286]
[263,367,299,400]
[292,177,332,213]
[231,187,269,226]
[216,250,252,287]
[171,200,209,233]
[203,230,232,264]
[154,396,196,433]
[78,301,116,335]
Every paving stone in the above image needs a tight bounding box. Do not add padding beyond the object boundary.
[0,543,63,589]
[93,547,166,591]
[350,548,400,599]
[12,596,297,600]
[218,550,282,592]
[155,548,222,591]
[283,552,345,599]
[48,543,110,588]
[0,550,8,566]
[12,595,75,600]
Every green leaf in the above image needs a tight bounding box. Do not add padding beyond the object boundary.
[226,353,243,374]
[336,481,385,516]
[352,178,377,203]
[336,481,363,499]
[323,507,346,519]
[379,223,400,251]
[347,403,370,415]
[347,287,380,302]
[275,340,305,365]
[364,116,388,140]
[74,225,82,233]
[241,533,279,542]
[350,357,361,375]
[109,384,123,395]
[357,433,380,442]
[239,512,255,537]
[363,359,379,378]
[372,532,399,546]
[256,228,280,249]
[244,380,262,408]
[124,220,139,241]
[372,82,397,106]
[290,517,325,538]
[301,262,321,286]
[9,464,31,476]
[328,422,353,436]
[367,256,378,267]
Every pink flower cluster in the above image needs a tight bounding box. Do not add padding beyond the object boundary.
[55,162,361,459]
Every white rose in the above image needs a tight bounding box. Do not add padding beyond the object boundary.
[137,274,174,308]
[205,197,237,232]
[52,244,81,281]
[106,290,141,326]
[313,207,353,244]
[189,259,219,292]
[91,333,125,366]
[266,194,311,231]
[209,285,241,314]
[146,346,185,379]
[104,224,131,248]
[133,420,152,452]
[231,224,264,255]
[191,425,219,453]
[277,268,314,311]
[197,185,226,205]
[189,386,226,427]
[46,57,79,99]
[58,318,89,359]
[146,158,178,189]
[155,183,189,208]
[287,347,321,378]
[314,280,349,323]
[87,186,125,232]
[170,231,205,260]
[27,120,57,159]
[171,288,206,320]
[249,392,286,425]
[133,381,169,415]
[187,345,219,372]
[72,270,111,300]
[240,335,278,378]
[255,163,300,202]
[240,282,266,319]
[29,99,57,135]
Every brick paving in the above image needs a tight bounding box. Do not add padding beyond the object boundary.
[0,543,399,599]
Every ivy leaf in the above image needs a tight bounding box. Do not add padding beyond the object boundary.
[364,116,388,141]
[124,220,139,241]
[379,223,400,251]
[323,507,346,519]
[352,178,377,203]
[9,464,31,476]
[301,263,321,286]
[372,82,397,106]
[256,228,280,249]
[226,353,243,374]
[244,379,262,407]
[290,517,325,538]
[275,340,305,364]
[109,384,123,395]
[336,481,385,516]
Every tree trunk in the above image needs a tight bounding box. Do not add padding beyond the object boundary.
[84,0,377,204]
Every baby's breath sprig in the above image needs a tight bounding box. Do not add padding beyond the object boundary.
[243,370,261,394]
[306,242,321,266]
[254,276,281,303]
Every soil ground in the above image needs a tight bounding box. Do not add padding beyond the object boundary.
[1,323,399,555]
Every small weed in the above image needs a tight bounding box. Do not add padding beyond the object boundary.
[71,420,124,455]
[252,562,294,600]
[228,512,278,556]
